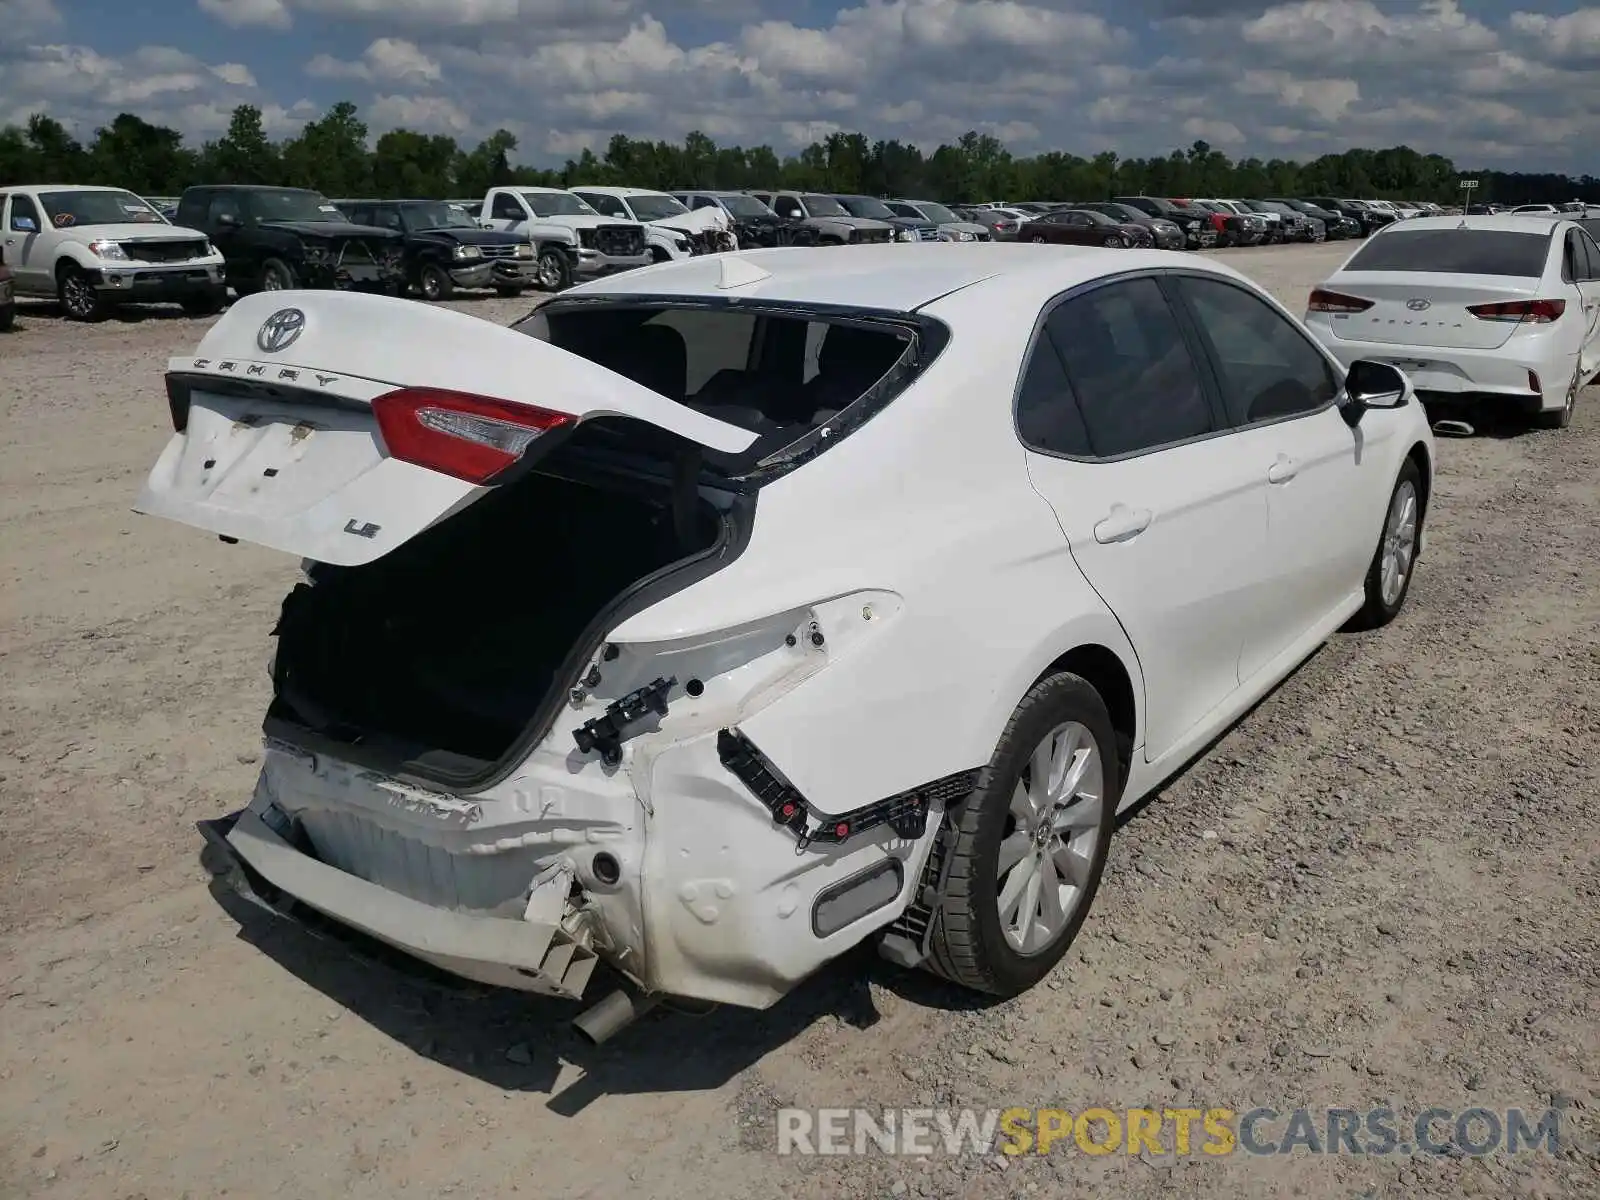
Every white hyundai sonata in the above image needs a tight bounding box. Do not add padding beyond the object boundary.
[137,243,1434,1039]
[1305,214,1600,429]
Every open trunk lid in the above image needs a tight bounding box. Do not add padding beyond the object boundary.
[133,290,758,566]
[1318,273,1542,350]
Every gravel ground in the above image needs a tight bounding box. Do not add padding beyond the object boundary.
[1,246,1596,1200]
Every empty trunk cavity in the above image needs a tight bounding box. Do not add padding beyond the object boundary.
[264,431,737,782]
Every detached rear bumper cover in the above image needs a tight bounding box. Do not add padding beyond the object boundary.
[200,806,599,999]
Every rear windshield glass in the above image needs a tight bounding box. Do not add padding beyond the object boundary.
[513,303,921,475]
[1344,229,1552,276]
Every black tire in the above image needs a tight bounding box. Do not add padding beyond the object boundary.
[418,262,454,301]
[923,671,1121,996]
[1349,457,1423,630]
[0,303,13,332]
[259,257,297,292]
[57,265,105,322]
[181,290,226,317]
[533,246,571,292]
[650,247,672,264]
[1535,363,1579,430]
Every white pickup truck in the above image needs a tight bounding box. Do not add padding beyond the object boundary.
[1,184,227,320]
[479,187,651,279]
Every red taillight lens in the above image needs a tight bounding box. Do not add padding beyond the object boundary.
[371,387,576,484]
[1466,299,1565,323]
[1308,288,1374,314]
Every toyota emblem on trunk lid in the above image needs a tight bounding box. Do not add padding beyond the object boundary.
[258,308,306,353]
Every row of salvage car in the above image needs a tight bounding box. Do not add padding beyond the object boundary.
[0,179,1502,324]
[2,181,1010,321]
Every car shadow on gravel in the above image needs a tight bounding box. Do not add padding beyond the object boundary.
[1420,397,1552,440]
[16,300,216,325]
[201,858,974,1115]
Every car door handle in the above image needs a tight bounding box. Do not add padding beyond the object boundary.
[1093,504,1152,544]
[1267,455,1299,484]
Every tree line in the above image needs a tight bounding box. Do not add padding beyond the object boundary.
[2,102,1595,207]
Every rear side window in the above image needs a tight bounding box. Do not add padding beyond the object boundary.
[8,195,40,231]
[1343,229,1551,276]
[491,194,523,220]
[1015,330,1092,457]
[1578,230,1600,281]
[1045,278,1214,457]
[1177,276,1339,425]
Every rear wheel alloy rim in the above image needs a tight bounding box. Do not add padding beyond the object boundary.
[1380,480,1418,607]
[62,274,95,316]
[263,268,285,291]
[996,721,1104,954]
[538,253,563,289]
[421,269,443,300]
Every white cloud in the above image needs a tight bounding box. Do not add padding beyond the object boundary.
[306,37,442,84]
[1234,70,1360,123]
[367,92,471,133]
[197,0,292,30]
[4,1,1597,175]
[210,62,258,87]
[1509,6,1600,61]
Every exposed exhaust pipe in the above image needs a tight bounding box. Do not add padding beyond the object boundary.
[572,987,661,1045]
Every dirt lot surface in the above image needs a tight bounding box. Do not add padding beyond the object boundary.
[2,246,1597,1200]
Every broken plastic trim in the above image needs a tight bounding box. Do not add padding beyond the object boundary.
[573,675,676,765]
[716,727,980,851]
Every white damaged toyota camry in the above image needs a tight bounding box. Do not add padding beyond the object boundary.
[138,243,1434,1039]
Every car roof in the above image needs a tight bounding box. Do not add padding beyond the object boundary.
[570,185,672,197]
[566,241,1257,312]
[1377,214,1571,234]
[22,183,142,192]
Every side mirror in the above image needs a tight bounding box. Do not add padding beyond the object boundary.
[12,216,37,233]
[1341,359,1408,424]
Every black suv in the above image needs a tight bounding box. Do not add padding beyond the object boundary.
[1113,196,1217,248]
[174,185,406,294]
[1266,198,1357,240]
[335,198,562,298]
[1305,197,1390,236]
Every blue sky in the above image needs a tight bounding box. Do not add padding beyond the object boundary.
[1,0,1596,172]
